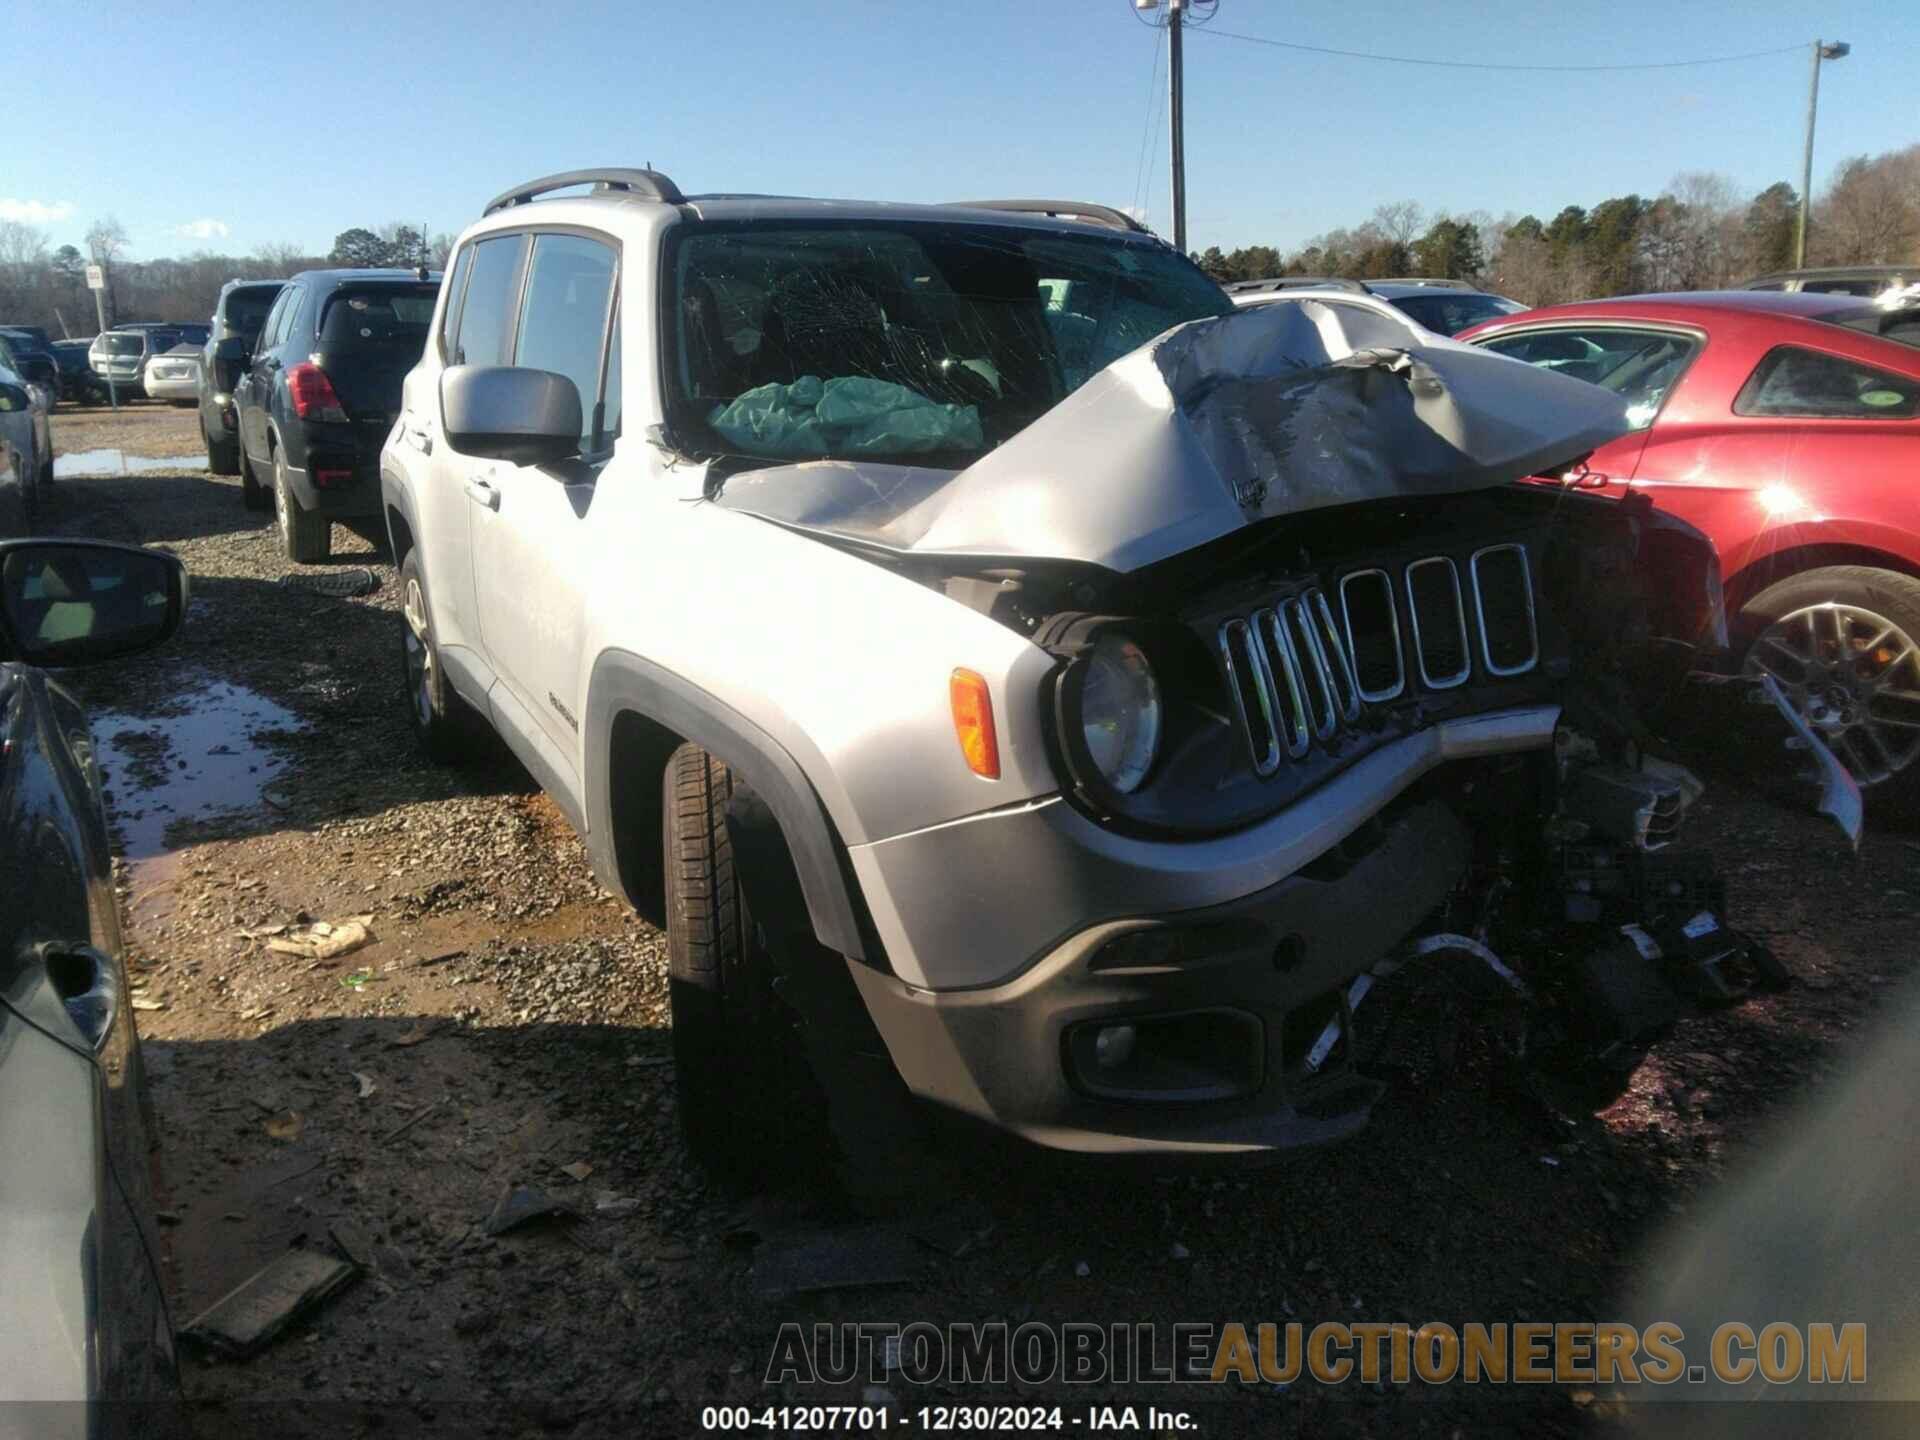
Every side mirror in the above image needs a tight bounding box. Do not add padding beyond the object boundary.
[0,541,187,667]
[215,335,250,363]
[440,365,582,466]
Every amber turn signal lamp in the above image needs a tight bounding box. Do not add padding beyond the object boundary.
[949,668,1000,779]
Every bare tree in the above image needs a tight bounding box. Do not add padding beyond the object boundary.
[85,216,130,266]
[254,241,310,274]
[1814,153,1919,265]
[1370,200,1425,251]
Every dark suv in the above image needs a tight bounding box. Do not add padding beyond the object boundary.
[232,268,439,561]
[197,280,285,474]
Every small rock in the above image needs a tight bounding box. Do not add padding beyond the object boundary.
[1074,1260,1090,1278]
[1170,1242,1190,1261]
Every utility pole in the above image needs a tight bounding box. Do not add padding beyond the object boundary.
[1796,38,1850,268]
[1168,0,1187,253]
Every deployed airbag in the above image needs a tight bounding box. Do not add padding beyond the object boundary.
[709,375,983,459]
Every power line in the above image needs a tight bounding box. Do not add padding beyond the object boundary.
[1131,22,1166,221]
[1186,25,1807,74]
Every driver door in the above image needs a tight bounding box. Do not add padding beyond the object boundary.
[469,231,620,815]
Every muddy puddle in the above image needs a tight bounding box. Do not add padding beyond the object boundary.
[55,449,206,478]
[90,675,306,870]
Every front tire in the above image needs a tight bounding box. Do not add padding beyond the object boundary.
[1741,565,1920,809]
[273,447,331,563]
[663,744,808,1187]
[398,551,484,763]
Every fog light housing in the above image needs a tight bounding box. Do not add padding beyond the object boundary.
[1066,1010,1263,1103]
[1092,1024,1136,1069]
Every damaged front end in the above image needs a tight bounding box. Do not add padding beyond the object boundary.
[723,300,1858,1154]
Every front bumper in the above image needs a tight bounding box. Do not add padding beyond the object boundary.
[852,798,1471,1156]
[849,705,1558,991]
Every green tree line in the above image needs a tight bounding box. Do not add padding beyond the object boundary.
[1195,143,1919,305]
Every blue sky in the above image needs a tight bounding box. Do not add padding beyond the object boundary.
[5,0,1912,260]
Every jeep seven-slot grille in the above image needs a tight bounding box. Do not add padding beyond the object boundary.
[1217,548,1540,774]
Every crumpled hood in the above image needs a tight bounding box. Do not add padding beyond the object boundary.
[714,298,1632,573]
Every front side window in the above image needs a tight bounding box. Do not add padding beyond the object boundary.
[1734,346,1918,419]
[1478,325,1700,430]
[667,222,1231,466]
[513,233,617,449]
[452,236,526,367]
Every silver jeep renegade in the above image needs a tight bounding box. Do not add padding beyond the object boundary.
[382,170,1852,1185]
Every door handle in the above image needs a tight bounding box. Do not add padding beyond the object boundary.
[465,477,500,510]
[37,943,119,1052]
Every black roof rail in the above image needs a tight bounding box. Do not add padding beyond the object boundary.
[483,168,684,217]
[1225,276,1367,294]
[948,199,1150,234]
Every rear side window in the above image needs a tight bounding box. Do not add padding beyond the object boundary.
[318,285,439,345]
[451,236,526,367]
[1735,346,1919,419]
[1478,325,1700,429]
[224,287,280,338]
[513,233,617,449]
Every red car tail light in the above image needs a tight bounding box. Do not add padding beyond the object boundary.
[286,361,349,423]
[312,467,355,489]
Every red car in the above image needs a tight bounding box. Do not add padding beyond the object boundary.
[1459,291,1920,804]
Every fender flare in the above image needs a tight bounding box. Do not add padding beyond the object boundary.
[583,648,870,964]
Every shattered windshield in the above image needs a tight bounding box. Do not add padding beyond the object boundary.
[666,221,1232,466]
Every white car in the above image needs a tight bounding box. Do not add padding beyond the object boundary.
[140,343,203,404]
[86,330,149,398]
[0,347,54,530]
[380,170,1842,1190]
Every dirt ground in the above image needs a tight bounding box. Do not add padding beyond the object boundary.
[50,398,204,459]
[35,408,1920,1438]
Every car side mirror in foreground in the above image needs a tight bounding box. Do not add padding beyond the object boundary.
[0,540,187,667]
[440,365,583,466]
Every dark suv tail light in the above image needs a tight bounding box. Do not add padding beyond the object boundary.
[287,362,349,423]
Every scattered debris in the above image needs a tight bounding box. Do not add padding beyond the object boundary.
[752,1223,924,1300]
[263,1111,304,1142]
[182,1246,359,1358]
[624,1054,672,1068]
[1074,1260,1091,1279]
[130,996,166,1012]
[389,1022,438,1047]
[339,968,375,991]
[380,1100,442,1144]
[1170,1242,1191,1261]
[267,917,375,961]
[558,1160,594,1183]
[277,568,381,598]
[484,1184,578,1237]
[594,1193,643,1218]
[350,1071,377,1099]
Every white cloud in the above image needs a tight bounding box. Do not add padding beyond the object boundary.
[177,217,231,241]
[0,197,75,224]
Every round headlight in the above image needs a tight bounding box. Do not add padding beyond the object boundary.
[1080,634,1161,794]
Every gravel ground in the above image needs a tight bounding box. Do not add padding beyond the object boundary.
[33,410,1920,1438]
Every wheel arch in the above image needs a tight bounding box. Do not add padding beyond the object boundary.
[584,649,873,964]
[1728,542,1920,625]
